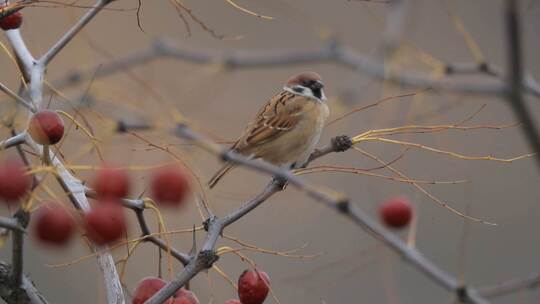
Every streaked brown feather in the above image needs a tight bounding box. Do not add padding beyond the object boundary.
[233,91,304,153]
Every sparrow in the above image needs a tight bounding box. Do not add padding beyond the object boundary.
[208,71,329,188]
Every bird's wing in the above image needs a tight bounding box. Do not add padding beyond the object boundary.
[232,91,306,153]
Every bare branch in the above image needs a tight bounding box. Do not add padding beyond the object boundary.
[0,216,24,232]
[0,82,35,111]
[48,38,524,96]
[479,272,540,298]
[4,30,35,76]
[3,0,125,301]
[10,210,28,289]
[146,128,490,304]
[134,208,191,265]
[504,0,540,168]
[39,0,113,65]
[0,132,27,150]
[0,261,49,304]
[445,62,540,98]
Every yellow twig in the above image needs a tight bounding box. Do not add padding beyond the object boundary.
[224,0,273,19]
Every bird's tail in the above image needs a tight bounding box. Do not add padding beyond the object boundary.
[208,163,235,189]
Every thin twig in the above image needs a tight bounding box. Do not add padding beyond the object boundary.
[479,272,540,298]
[39,0,113,65]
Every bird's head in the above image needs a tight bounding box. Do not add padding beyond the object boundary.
[284,72,326,102]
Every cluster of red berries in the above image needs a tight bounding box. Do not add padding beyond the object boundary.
[132,277,200,304]
[30,164,191,247]
[133,269,270,304]
[0,110,191,248]
[83,164,191,245]
[1,110,415,303]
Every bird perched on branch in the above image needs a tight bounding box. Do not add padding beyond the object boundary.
[208,71,329,188]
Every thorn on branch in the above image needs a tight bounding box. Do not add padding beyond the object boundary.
[202,218,212,232]
[189,225,197,256]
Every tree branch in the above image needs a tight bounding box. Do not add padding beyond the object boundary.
[10,210,28,289]
[504,0,540,168]
[146,128,490,304]
[0,132,27,150]
[47,38,539,98]
[0,216,24,232]
[39,0,113,65]
[2,0,125,301]
[0,261,48,304]
[479,272,540,298]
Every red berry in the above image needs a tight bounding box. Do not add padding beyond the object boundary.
[0,11,22,30]
[174,289,199,304]
[132,277,169,304]
[379,197,413,228]
[0,160,31,203]
[132,278,195,304]
[238,270,270,304]
[93,166,130,199]
[224,300,241,304]
[34,204,74,246]
[151,166,190,206]
[84,203,126,245]
[28,110,64,145]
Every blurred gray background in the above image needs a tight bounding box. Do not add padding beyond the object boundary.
[1,0,540,303]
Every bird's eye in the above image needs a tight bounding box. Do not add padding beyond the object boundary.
[293,87,305,94]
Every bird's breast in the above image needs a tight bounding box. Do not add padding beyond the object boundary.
[260,101,328,165]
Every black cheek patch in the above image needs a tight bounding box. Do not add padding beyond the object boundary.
[312,88,322,99]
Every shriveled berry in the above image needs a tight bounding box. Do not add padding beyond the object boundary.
[238,269,270,304]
